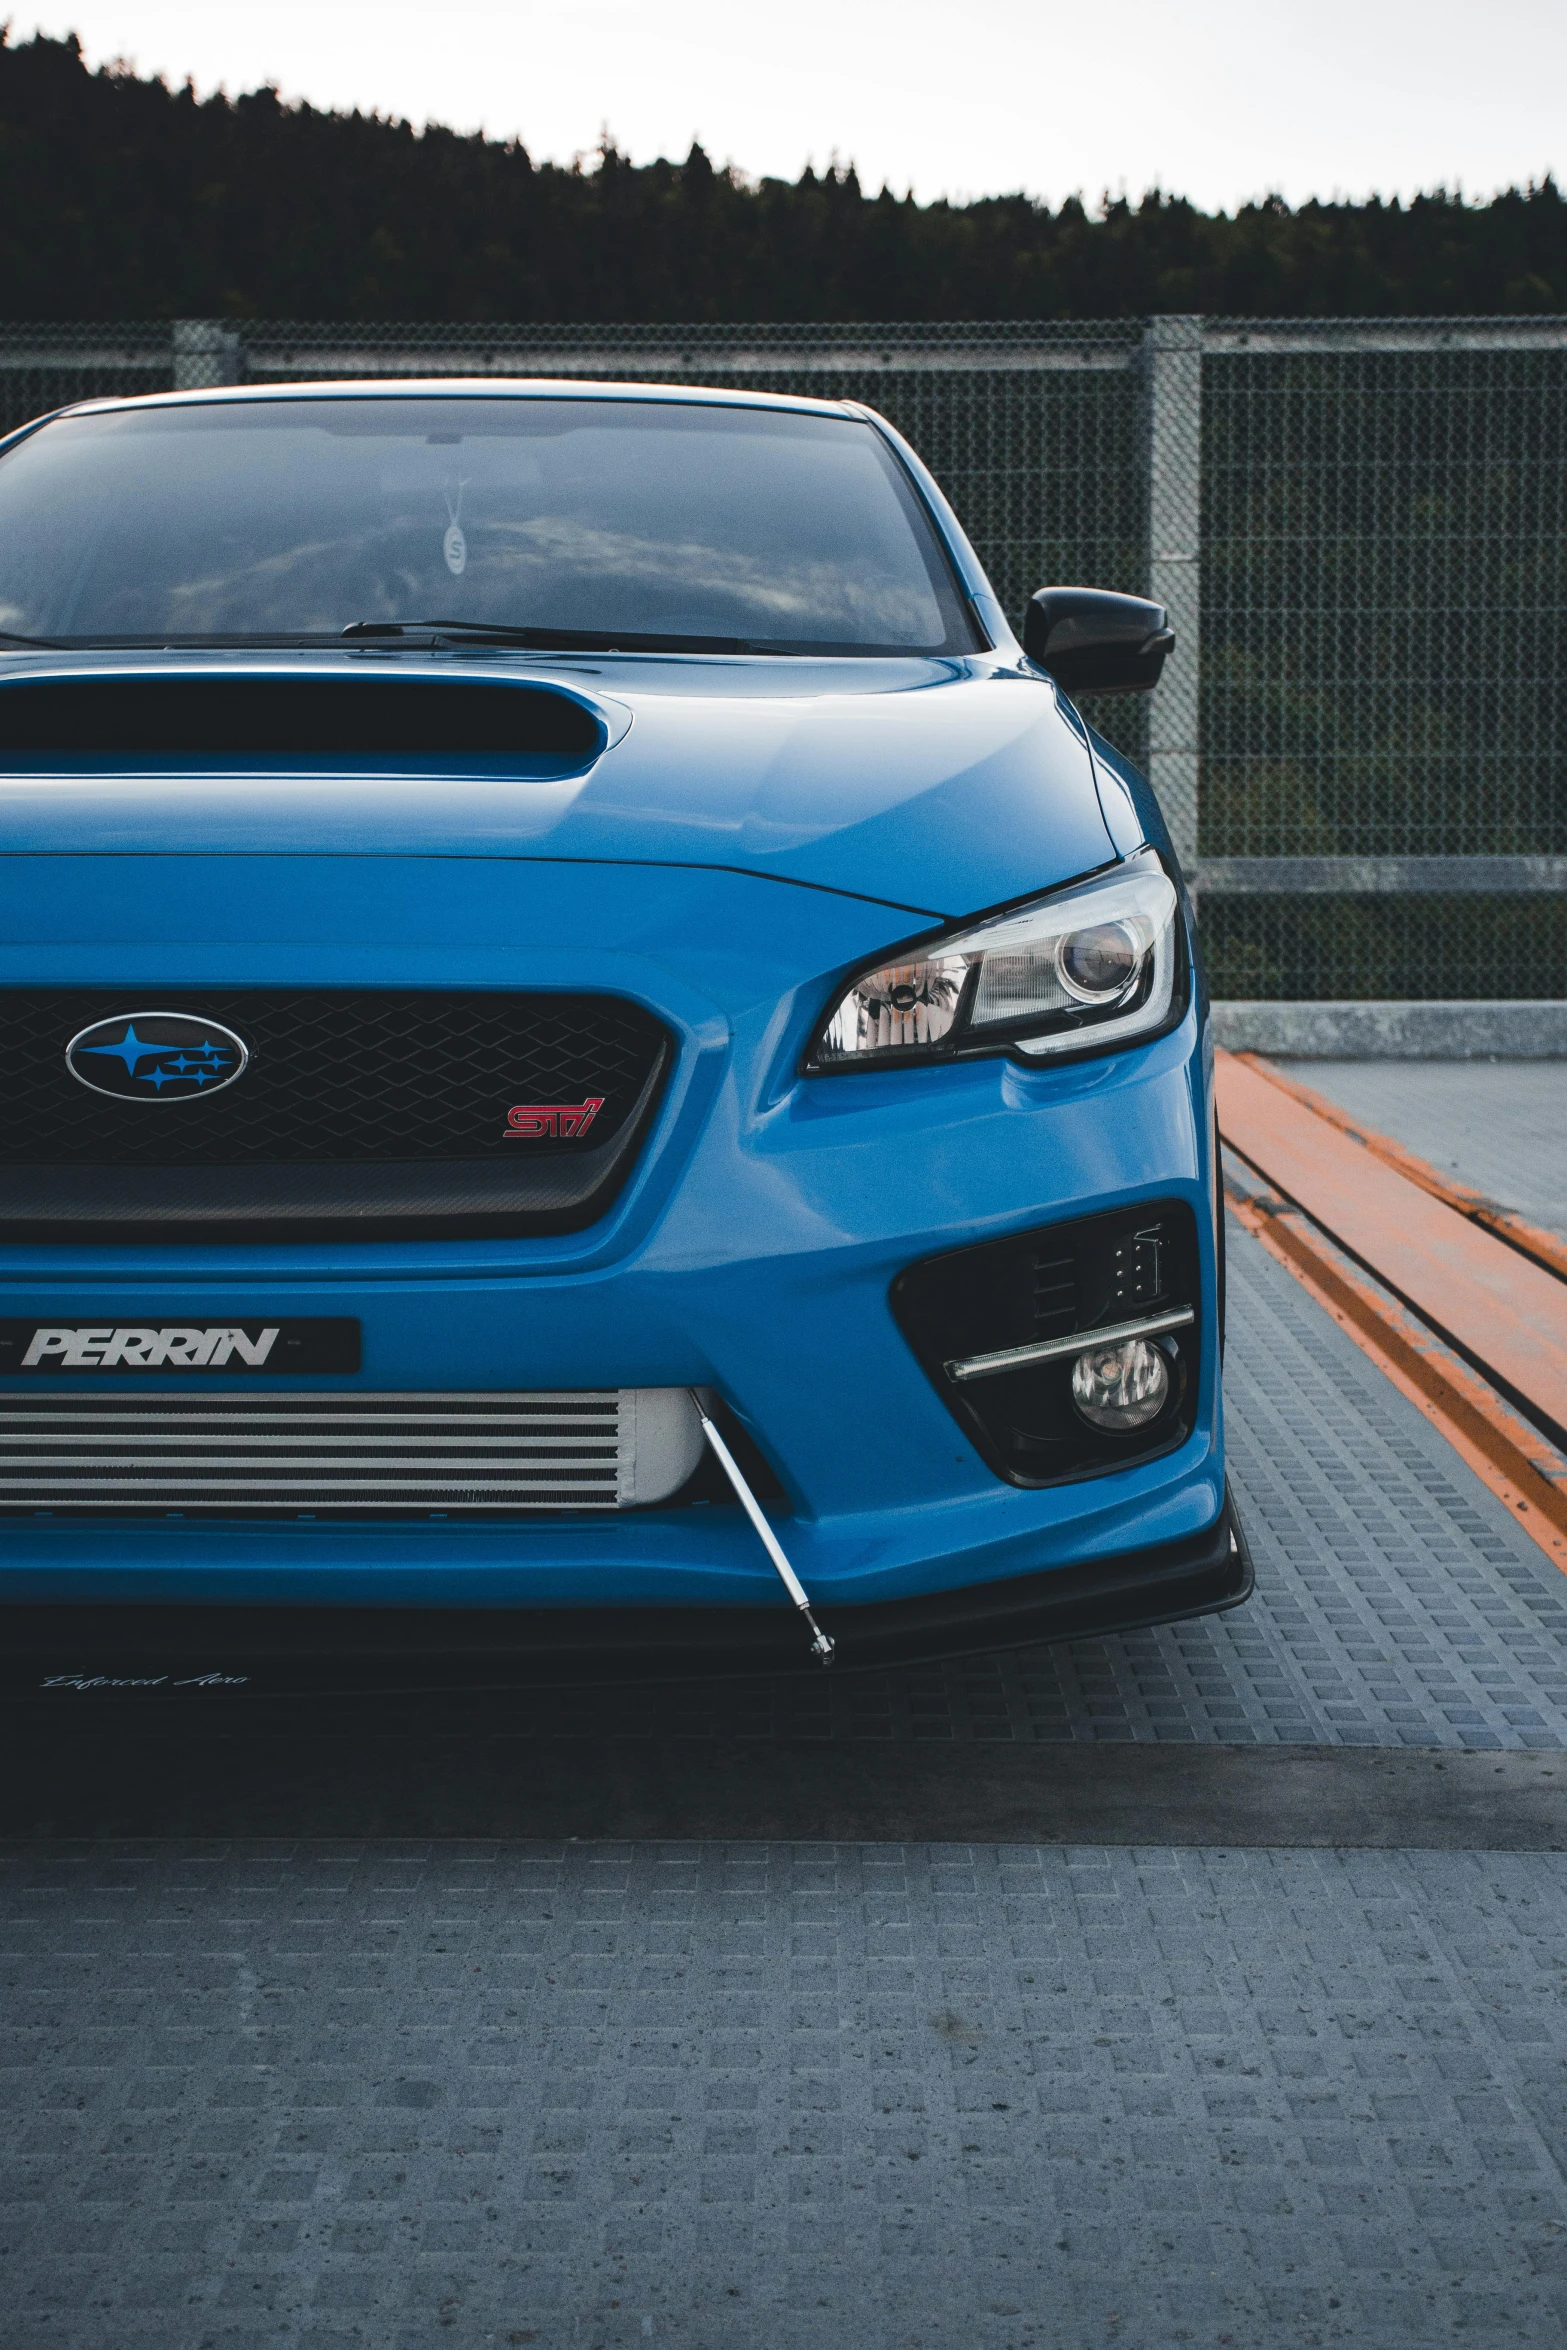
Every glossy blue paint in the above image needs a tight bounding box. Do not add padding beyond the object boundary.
[0,380,1221,1614]
[0,649,1112,916]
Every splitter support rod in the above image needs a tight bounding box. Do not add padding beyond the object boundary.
[689,1393,836,1665]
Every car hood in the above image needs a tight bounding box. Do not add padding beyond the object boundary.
[0,651,1119,921]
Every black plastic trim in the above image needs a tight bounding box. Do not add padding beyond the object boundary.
[0,1047,669,1240]
[0,1487,1252,1691]
[0,673,603,759]
[891,1200,1203,1489]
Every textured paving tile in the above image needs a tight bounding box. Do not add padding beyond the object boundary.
[1273,1059,1567,1237]
[1,1838,1564,2348]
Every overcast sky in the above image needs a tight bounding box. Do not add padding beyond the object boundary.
[16,0,1565,212]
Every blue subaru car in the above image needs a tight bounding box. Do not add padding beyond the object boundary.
[0,380,1247,1683]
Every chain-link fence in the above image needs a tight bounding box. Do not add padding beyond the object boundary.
[1,314,1563,1004]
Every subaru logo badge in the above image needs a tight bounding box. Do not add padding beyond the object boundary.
[65,1012,250,1102]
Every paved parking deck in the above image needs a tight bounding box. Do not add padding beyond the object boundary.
[2,1219,1565,2347]
[4,1840,1566,2349]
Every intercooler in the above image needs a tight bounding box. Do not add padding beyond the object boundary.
[0,1386,707,1517]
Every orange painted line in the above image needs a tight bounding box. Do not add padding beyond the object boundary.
[1224,1169,1567,1575]
[1216,1049,1567,1446]
[1235,1052,1567,1285]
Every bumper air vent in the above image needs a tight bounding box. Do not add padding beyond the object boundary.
[0,1388,707,1519]
[0,989,671,1240]
[0,675,601,761]
[892,1201,1201,1488]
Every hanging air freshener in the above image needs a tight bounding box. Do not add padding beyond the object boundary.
[443,480,468,576]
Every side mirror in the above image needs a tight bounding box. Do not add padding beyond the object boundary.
[1022,586,1174,698]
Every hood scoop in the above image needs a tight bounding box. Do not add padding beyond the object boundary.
[0,673,602,763]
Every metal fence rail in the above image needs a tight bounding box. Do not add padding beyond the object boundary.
[1,315,1562,1005]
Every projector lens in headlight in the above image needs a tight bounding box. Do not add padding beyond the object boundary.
[1057,920,1141,1002]
[1070,1336,1171,1432]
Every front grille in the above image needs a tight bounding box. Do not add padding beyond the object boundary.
[0,989,668,1165]
[0,989,673,1237]
[0,1390,702,1517]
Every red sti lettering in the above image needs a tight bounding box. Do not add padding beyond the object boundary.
[504,1097,605,1141]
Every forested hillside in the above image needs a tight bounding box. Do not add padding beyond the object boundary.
[3,28,1565,320]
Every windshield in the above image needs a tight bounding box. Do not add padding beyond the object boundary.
[0,395,978,656]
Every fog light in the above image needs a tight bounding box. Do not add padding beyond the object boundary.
[1070,1337,1170,1432]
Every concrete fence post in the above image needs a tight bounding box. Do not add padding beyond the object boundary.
[1141,314,1204,876]
[172,320,246,390]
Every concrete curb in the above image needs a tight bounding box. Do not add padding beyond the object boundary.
[1211,1000,1567,1058]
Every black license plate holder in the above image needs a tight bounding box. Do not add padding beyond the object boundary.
[0,1319,361,1373]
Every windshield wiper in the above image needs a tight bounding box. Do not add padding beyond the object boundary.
[0,620,816,656]
[3,631,334,651]
[341,620,761,655]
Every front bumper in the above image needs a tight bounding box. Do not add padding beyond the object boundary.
[3,1485,1251,1691]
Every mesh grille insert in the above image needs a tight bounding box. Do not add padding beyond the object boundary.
[0,989,669,1166]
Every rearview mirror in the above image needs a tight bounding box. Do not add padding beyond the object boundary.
[1022,587,1174,698]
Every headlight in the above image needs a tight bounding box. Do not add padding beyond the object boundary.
[806,848,1181,1070]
